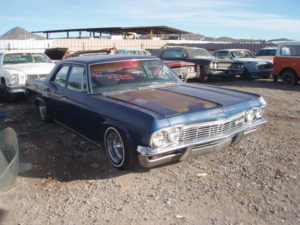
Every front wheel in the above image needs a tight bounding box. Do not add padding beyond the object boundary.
[241,69,252,80]
[104,127,138,169]
[0,83,16,102]
[282,70,297,85]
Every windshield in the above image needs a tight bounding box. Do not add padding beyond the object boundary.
[189,48,212,58]
[3,53,51,65]
[231,51,253,58]
[90,60,179,93]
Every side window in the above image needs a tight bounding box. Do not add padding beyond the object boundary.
[66,66,86,91]
[281,45,300,57]
[161,49,185,58]
[53,65,70,87]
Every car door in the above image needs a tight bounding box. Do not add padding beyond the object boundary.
[60,64,89,134]
[46,64,71,121]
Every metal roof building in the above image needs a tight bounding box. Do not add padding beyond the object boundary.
[32,25,191,39]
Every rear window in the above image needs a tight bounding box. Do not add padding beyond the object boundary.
[280,45,300,56]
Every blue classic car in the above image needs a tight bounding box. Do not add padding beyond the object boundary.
[26,55,267,169]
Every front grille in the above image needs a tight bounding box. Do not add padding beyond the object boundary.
[216,62,232,69]
[179,112,245,143]
[27,74,48,80]
[257,64,272,70]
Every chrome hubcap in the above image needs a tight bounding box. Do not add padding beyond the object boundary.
[105,129,124,165]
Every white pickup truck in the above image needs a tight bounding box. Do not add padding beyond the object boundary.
[0,51,55,101]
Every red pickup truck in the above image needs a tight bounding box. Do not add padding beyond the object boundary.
[273,42,300,85]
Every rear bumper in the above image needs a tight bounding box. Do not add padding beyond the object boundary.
[137,118,267,168]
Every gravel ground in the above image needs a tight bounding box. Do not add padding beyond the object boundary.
[0,79,299,225]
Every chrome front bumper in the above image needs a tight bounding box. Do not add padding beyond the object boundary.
[137,118,267,168]
[7,85,26,94]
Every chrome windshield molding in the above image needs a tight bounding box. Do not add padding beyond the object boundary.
[137,118,267,156]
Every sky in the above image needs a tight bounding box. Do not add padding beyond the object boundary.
[1,0,300,40]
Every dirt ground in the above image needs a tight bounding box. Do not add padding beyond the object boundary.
[0,79,299,225]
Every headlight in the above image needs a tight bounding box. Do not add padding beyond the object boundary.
[150,126,183,148]
[245,109,256,122]
[245,107,264,122]
[10,74,19,85]
[255,107,263,119]
[187,66,195,72]
[168,127,182,142]
[151,130,167,147]
[259,97,267,107]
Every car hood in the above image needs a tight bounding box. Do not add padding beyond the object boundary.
[106,83,258,118]
[3,63,55,74]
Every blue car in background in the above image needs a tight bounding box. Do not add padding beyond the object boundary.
[26,55,267,169]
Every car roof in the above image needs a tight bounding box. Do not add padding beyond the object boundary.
[61,54,159,65]
[257,47,277,50]
[277,41,300,47]
[117,49,146,51]
[215,49,250,52]
[166,47,206,50]
[0,50,45,54]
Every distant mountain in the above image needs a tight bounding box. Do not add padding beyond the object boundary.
[0,26,45,40]
[267,38,294,42]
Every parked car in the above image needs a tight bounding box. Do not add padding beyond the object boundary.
[255,47,277,61]
[0,51,55,101]
[159,47,244,81]
[116,48,198,81]
[213,49,273,80]
[26,55,267,169]
[273,42,300,85]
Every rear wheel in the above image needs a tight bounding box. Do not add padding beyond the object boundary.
[104,127,138,169]
[281,70,297,85]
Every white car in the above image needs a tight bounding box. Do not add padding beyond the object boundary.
[0,51,55,101]
[213,49,273,79]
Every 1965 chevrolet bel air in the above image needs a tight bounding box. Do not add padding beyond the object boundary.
[26,55,267,169]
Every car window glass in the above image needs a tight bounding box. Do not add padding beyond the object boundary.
[161,49,185,58]
[281,45,300,56]
[90,60,178,93]
[67,66,86,91]
[3,53,33,65]
[53,65,69,87]
[214,51,230,58]
[32,53,51,63]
